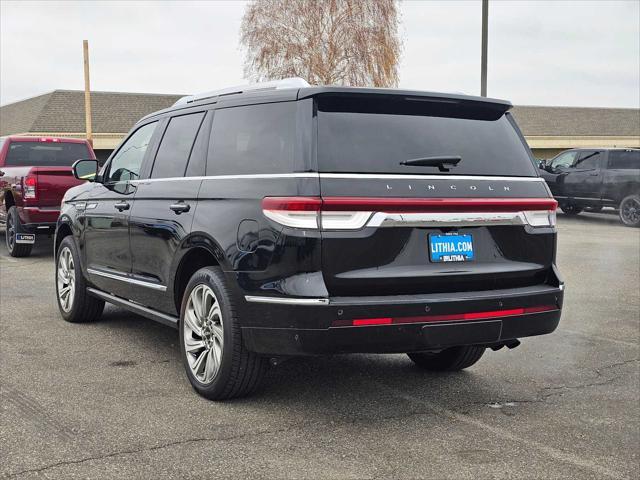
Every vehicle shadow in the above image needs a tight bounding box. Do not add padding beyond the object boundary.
[95,305,517,417]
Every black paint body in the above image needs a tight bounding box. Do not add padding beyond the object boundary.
[57,86,564,355]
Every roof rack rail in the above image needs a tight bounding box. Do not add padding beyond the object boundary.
[173,77,310,106]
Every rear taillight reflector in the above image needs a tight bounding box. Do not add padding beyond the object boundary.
[262,197,558,230]
[332,305,558,327]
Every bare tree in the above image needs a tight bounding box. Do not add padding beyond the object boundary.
[240,0,402,87]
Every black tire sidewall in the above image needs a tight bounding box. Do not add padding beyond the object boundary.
[6,206,32,257]
[179,267,237,397]
[560,204,582,215]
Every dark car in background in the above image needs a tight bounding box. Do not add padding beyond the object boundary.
[539,148,640,227]
[55,80,564,400]
[0,136,95,256]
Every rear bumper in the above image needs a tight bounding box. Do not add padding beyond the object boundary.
[240,282,564,355]
[19,206,60,228]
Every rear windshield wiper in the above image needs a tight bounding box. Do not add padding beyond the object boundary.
[400,155,462,172]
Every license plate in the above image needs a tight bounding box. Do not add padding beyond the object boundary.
[16,233,35,244]
[429,233,474,262]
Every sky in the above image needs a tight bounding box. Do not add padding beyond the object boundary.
[1,0,638,108]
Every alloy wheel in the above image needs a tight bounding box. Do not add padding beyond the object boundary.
[183,284,224,385]
[57,247,75,312]
[621,197,640,224]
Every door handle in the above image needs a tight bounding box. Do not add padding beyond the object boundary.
[169,202,191,215]
[114,201,130,212]
[589,172,599,176]
[0,170,5,177]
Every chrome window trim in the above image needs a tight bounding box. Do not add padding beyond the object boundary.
[87,268,167,292]
[129,173,544,184]
[130,173,318,184]
[244,295,329,306]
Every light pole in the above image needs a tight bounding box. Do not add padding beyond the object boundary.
[83,40,93,148]
[481,0,488,97]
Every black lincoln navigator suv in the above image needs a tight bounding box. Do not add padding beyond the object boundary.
[55,79,564,400]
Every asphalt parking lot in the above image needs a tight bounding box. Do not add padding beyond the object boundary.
[1,212,638,479]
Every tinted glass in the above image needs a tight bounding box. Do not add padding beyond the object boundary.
[107,122,157,183]
[185,112,212,177]
[573,151,600,169]
[317,97,537,176]
[5,141,90,167]
[609,150,640,169]
[208,102,297,175]
[152,112,205,179]
[551,151,577,169]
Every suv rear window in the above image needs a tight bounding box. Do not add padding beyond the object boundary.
[317,96,537,177]
[5,141,90,167]
[608,150,639,169]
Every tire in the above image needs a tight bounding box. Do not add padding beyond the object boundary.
[179,266,268,400]
[619,194,640,228]
[5,206,33,257]
[55,236,104,323]
[407,346,486,372]
[560,204,582,216]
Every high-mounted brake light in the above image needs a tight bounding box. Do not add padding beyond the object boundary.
[23,175,37,200]
[262,197,558,230]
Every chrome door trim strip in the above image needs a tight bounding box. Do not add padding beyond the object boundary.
[244,295,329,306]
[87,268,167,292]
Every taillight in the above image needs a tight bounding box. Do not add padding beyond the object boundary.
[262,197,558,230]
[23,175,37,200]
[262,197,322,229]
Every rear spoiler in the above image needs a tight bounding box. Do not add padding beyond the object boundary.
[299,87,512,121]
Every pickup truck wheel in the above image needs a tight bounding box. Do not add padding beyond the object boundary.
[56,236,104,322]
[560,204,582,216]
[407,346,485,371]
[179,267,268,400]
[5,206,33,257]
[619,194,640,227]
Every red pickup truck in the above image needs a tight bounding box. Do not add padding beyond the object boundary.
[0,136,95,257]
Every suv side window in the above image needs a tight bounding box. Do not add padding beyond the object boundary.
[151,112,206,179]
[207,102,297,175]
[573,150,600,170]
[551,151,577,169]
[106,122,157,183]
[608,150,640,169]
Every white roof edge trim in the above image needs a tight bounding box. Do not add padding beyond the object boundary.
[172,77,310,106]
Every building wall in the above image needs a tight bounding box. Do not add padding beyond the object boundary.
[531,148,565,160]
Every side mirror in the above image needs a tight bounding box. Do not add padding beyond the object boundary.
[72,159,99,182]
[538,161,546,169]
